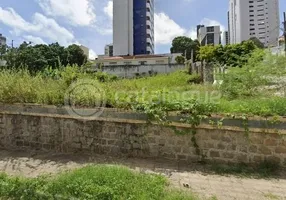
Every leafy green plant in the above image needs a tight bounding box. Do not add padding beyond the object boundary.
[0,165,197,200]
[175,55,186,64]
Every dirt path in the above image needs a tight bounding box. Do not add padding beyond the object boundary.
[0,150,286,200]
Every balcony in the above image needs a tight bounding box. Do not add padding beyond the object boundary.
[146,38,153,44]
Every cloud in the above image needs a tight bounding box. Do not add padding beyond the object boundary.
[89,49,97,60]
[37,0,96,26]
[200,18,226,32]
[104,1,113,19]
[155,12,186,45]
[0,7,75,46]
[23,35,47,44]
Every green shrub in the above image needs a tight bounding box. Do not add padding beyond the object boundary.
[0,165,197,200]
[188,74,202,84]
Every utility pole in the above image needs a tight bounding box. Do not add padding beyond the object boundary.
[284,12,286,56]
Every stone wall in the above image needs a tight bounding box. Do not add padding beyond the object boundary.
[1,112,286,166]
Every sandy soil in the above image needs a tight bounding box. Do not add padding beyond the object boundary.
[0,150,286,200]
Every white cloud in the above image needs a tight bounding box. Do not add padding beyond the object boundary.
[0,7,75,46]
[186,28,197,40]
[23,35,47,44]
[37,0,96,26]
[200,18,225,32]
[155,12,186,45]
[104,1,113,19]
[89,49,97,60]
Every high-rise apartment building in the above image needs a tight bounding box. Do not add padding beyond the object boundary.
[197,25,221,46]
[224,31,230,45]
[113,0,154,56]
[104,44,113,57]
[229,0,280,47]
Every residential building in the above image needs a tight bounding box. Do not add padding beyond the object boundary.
[228,0,280,47]
[227,11,230,37]
[197,25,221,46]
[224,31,230,45]
[94,53,182,66]
[104,44,113,57]
[113,0,155,56]
[0,34,6,46]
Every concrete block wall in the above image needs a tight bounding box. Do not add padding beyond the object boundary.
[1,112,286,165]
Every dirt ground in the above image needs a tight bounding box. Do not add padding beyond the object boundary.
[0,150,286,200]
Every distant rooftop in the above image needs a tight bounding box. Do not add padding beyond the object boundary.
[98,54,172,60]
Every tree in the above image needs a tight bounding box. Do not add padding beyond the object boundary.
[175,55,185,64]
[170,36,200,61]
[249,37,265,49]
[198,40,258,67]
[2,42,87,72]
[66,44,87,66]
[198,45,217,62]
[0,44,7,60]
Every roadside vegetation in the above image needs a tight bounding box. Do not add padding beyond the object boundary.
[0,50,285,117]
[0,165,197,200]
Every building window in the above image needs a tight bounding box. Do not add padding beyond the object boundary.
[207,26,214,32]
[109,62,117,64]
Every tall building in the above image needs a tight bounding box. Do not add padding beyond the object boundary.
[113,0,154,56]
[229,0,280,47]
[197,25,221,46]
[104,44,113,57]
[0,34,6,46]
[224,31,230,45]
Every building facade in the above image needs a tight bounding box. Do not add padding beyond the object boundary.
[0,34,6,46]
[197,25,221,46]
[229,0,280,47]
[104,44,113,57]
[224,31,230,45]
[113,0,154,56]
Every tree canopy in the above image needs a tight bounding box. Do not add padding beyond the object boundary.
[170,36,200,61]
[249,37,265,49]
[198,40,258,67]
[1,42,87,72]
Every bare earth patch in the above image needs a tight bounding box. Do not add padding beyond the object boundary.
[0,150,286,200]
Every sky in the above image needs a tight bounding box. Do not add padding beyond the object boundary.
[0,0,285,59]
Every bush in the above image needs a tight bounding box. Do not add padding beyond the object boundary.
[0,165,197,200]
[219,50,268,99]
[175,56,186,64]
[188,74,203,84]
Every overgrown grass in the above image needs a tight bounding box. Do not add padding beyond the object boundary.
[0,165,197,200]
[0,52,285,117]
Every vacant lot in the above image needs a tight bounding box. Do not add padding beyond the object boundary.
[0,150,286,200]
